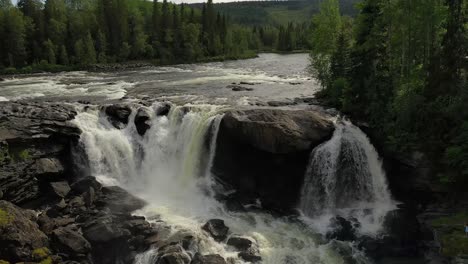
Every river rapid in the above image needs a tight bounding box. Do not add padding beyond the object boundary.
[0,53,318,105]
[0,53,396,264]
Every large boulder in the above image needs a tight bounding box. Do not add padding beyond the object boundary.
[51,227,91,256]
[213,108,334,211]
[202,219,229,242]
[98,186,146,213]
[191,253,227,264]
[103,104,132,128]
[134,107,152,136]
[221,109,333,154]
[0,201,49,262]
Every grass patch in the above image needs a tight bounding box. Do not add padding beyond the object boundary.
[439,232,468,256]
[32,248,51,260]
[431,212,468,227]
[431,212,468,257]
[0,208,13,226]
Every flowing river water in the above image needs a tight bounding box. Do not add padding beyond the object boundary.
[0,53,396,264]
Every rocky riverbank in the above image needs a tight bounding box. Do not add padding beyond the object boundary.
[0,100,337,264]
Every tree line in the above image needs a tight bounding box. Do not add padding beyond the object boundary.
[0,0,263,72]
[311,0,468,188]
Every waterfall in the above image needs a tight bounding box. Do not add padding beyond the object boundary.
[299,119,395,235]
[72,104,373,264]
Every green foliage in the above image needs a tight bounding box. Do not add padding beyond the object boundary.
[431,212,468,257]
[0,208,13,226]
[311,0,468,189]
[14,149,31,161]
[32,247,51,260]
[1,0,272,70]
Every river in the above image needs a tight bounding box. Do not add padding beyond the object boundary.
[0,53,396,264]
[0,53,318,105]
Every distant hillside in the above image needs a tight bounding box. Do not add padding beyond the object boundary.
[189,0,360,26]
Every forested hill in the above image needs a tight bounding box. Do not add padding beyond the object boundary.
[189,0,360,26]
[0,0,263,74]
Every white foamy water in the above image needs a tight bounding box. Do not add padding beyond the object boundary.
[72,103,372,264]
[0,73,133,101]
[299,119,396,236]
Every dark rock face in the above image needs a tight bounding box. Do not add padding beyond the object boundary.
[98,186,147,213]
[191,253,227,264]
[326,216,360,241]
[134,107,152,136]
[156,103,171,116]
[52,227,91,256]
[0,102,79,206]
[202,219,229,242]
[227,236,253,251]
[0,201,49,262]
[50,181,71,198]
[213,108,334,211]
[156,244,191,264]
[220,109,333,154]
[104,104,132,128]
[227,85,254,91]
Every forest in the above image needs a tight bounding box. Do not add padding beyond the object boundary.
[311,0,468,189]
[0,0,321,74]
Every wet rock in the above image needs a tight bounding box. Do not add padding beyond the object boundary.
[104,104,132,128]
[238,251,261,263]
[227,85,253,91]
[134,107,152,136]
[98,186,146,213]
[51,227,91,255]
[239,81,258,85]
[213,108,334,211]
[326,216,360,241]
[267,100,296,107]
[202,219,229,242]
[50,181,71,198]
[220,109,334,154]
[227,236,253,251]
[32,158,65,178]
[69,196,85,208]
[70,176,102,194]
[191,253,227,264]
[156,103,171,116]
[0,201,49,262]
[82,187,96,207]
[157,244,191,264]
[83,217,130,243]
[289,81,302,85]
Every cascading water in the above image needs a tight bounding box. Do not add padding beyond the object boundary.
[72,103,373,264]
[299,119,395,235]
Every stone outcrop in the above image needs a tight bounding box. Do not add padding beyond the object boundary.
[0,102,80,206]
[0,201,49,262]
[213,108,334,211]
[202,219,229,242]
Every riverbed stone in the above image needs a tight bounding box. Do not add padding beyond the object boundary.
[227,236,253,251]
[0,201,49,262]
[134,107,152,136]
[191,253,227,264]
[51,227,91,255]
[202,219,229,242]
[50,181,71,198]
